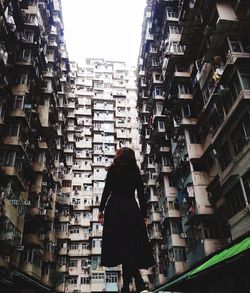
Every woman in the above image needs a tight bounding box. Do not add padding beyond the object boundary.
[98,147,155,293]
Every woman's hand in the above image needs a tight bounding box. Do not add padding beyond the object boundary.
[144,218,148,228]
[98,211,104,225]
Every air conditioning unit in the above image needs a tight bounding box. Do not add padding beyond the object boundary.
[180,233,187,238]
[169,257,175,262]
[42,182,47,186]
[16,245,24,251]
[40,234,45,240]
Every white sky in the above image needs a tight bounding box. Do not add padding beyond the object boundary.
[61,0,146,66]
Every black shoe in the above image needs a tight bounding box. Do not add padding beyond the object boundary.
[121,286,130,293]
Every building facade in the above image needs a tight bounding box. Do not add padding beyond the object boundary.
[0,0,74,291]
[57,58,141,293]
[137,0,250,290]
[0,3,142,289]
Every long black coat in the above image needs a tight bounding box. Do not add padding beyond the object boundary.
[99,165,155,269]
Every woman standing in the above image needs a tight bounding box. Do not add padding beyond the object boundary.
[98,147,155,293]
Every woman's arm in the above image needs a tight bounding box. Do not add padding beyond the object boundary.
[99,168,112,213]
[137,170,148,219]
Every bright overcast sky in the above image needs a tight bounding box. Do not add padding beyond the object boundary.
[61,0,146,66]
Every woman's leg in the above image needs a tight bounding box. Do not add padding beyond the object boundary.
[122,263,131,289]
[123,257,145,292]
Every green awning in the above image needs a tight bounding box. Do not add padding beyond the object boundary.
[154,236,250,293]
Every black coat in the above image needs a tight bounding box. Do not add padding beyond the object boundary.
[99,165,155,269]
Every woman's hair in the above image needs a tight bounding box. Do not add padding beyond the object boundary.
[110,147,138,170]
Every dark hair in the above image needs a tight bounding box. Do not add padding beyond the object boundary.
[110,147,138,170]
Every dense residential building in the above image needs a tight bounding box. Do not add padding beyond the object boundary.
[0,0,73,292]
[57,58,141,293]
[0,3,141,289]
[137,0,250,291]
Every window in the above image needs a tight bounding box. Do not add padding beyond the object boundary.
[62,180,71,187]
[169,25,181,34]
[167,10,177,18]
[67,277,77,284]
[106,273,118,283]
[170,42,185,54]
[158,121,165,130]
[229,72,242,101]
[21,49,31,62]
[81,277,90,284]
[0,151,16,167]
[173,247,186,261]
[171,221,182,234]
[14,96,24,110]
[70,228,79,234]
[226,182,246,219]
[73,185,81,191]
[20,73,28,84]
[178,84,191,94]
[228,37,245,53]
[240,70,250,90]
[218,142,232,172]
[242,171,250,204]
[92,273,104,283]
[231,113,250,155]
[24,30,34,42]
[82,243,89,249]
[189,130,201,144]
[9,124,19,136]
[70,243,79,250]
[202,222,217,239]
[162,156,171,166]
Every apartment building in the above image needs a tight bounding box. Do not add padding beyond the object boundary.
[54,58,141,293]
[137,0,250,291]
[0,0,75,292]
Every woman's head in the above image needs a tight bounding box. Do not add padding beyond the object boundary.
[112,147,138,169]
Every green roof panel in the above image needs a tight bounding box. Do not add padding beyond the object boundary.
[154,236,250,293]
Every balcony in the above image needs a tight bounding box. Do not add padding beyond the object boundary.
[58,213,70,222]
[159,146,171,153]
[68,249,90,257]
[90,282,105,292]
[20,262,42,279]
[203,6,239,62]
[56,264,67,273]
[91,247,102,255]
[212,90,250,145]
[165,207,180,219]
[56,231,69,240]
[166,234,186,250]
[90,230,103,238]
[43,251,54,262]
[161,165,173,174]
[23,234,44,248]
[32,161,46,172]
[149,212,161,224]
[11,84,29,96]
[149,230,162,240]
[56,283,66,293]
[167,261,188,279]
[148,194,158,202]
[58,247,68,256]
[0,165,26,190]
[147,178,156,186]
